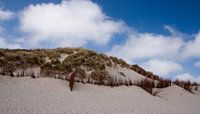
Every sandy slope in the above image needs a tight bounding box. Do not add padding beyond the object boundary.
[0,75,200,114]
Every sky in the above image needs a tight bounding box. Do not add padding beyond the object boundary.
[0,0,200,82]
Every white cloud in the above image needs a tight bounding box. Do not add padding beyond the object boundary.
[182,32,200,58]
[176,73,200,83]
[141,59,183,77]
[108,25,200,62]
[19,0,125,48]
[0,8,14,21]
[107,29,200,77]
[108,32,184,62]
[194,61,200,68]
[0,37,22,49]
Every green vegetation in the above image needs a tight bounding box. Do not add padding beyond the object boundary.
[48,51,61,59]
[90,70,108,85]
[109,56,129,68]
[54,47,74,54]
[0,47,199,93]
[0,48,110,82]
[74,68,86,82]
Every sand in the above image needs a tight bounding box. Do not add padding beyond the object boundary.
[0,75,200,114]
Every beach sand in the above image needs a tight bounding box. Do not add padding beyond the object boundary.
[0,75,200,114]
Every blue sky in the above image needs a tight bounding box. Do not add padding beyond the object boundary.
[96,0,200,34]
[0,0,200,82]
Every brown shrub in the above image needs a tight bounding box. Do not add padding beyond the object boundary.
[54,47,74,54]
[156,78,171,88]
[192,82,199,91]
[106,60,112,67]
[90,70,108,85]
[109,56,129,68]
[152,75,160,81]
[173,79,192,92]
[74,68,86,83]
[183,80,192,92]
[145,71,153,78]
[135,79,155,94]
[48,52,61,59]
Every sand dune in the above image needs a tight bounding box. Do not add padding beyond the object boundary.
[0,75,200,114]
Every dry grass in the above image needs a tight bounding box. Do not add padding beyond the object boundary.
[135,79,155,94]
[131,65,160,81]
[173,80,193,92]
[90,70,108,85]
[156,78,171,88]
[109,56,129,68]
[2,47,199,93]
[192,82,199,91]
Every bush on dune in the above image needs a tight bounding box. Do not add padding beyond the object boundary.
[54,48,74,54]
[156,78,171,88]
[90,70,108,85]
[135,79,155,95]
[192,82,199,91]
[109,56,129,68]
[74,68,86,83]
[173,79,193,92]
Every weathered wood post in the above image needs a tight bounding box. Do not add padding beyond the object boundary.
[69,71,76,91]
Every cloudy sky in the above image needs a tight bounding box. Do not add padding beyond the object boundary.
[0,0,200,82]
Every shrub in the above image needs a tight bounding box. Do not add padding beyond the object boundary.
[90,70,108,85]
[54,48,74,54]
[26,57,41,65]
[152,75,160,81]
[74,68,86,82]
[106,60,112,67]
[83,55,106,70]
[135,79,155,94]
[192,82,199,91]
[109,56,129,67]
[0,51,5,57]
[183,80,192,92]
[48,52,61,59]
[156,78,171,88]
[63,54,86,68]
[51,59,61,65]
[145,71,153,78]
[99,54,109,62]
[173,79,192,92]
[131,64,145,75]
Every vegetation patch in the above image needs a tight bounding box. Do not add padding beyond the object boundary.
[0,47,199,93]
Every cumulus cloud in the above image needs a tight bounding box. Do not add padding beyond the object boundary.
[182,32,200,58]
[141,59,183,77]
[108,32,184,62]
[108,26,200,61]
[0,8,14,21]
[18,0,125,48]
[176,73,200,83]
[107,27,200,79]
[0,37,22,49]
[194,61,200,68]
